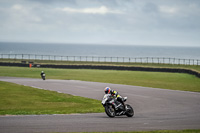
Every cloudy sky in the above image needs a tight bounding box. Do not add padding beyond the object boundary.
[0,0,200,46]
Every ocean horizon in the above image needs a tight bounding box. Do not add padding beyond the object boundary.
[0,42,200,60]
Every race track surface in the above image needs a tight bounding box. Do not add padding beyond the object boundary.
[0,77,200,133]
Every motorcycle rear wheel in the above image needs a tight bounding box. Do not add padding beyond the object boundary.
[105,105,116,118]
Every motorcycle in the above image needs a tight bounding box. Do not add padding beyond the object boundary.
[101,94,134,118]
[41,73,45,80]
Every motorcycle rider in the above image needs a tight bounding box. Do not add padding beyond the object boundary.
[104,87,126,111]
[41,71,45,78]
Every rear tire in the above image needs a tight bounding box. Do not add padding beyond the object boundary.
[105,105,116,118]
[125,104,134,117]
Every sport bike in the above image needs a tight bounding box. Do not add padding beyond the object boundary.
[41,73,45,80]
[101,94,134,117]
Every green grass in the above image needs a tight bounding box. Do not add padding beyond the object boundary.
[1,58,200,73]
[67,130,200,133]
[0,66,200,92]
[1,63,199,131]
[0,81,103,115]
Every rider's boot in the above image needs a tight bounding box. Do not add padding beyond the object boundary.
[122,102,126,112]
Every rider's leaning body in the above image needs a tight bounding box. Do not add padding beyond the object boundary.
[110,90,120,98]
[104,87,126,111]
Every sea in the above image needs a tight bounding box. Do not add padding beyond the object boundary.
[0,42,200,60]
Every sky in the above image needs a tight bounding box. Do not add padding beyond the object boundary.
[0,0,200,46]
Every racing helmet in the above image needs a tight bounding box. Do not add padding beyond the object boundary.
[104,87,111,94]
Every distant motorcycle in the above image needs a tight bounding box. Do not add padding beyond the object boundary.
[41,73,45,80]
[101,94,134,118]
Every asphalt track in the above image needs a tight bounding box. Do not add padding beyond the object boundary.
[0,77,200,133]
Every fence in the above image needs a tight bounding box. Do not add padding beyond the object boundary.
[0,54,200,65]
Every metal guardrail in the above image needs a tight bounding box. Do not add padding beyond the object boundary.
[0,54,200,65]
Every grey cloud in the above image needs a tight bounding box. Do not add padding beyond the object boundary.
[28,0,77,5]
[143,2,159,13]
[0,0,200,46]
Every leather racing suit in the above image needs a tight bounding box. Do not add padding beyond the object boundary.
[110,90,126,111]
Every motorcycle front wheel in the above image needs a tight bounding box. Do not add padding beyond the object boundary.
[105,105,116,118]
[125,104,134,117]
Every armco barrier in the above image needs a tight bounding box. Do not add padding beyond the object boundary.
[0,62,29,67]
[0,62,200,78]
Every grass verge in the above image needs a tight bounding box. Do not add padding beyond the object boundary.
[67,130,200,133]
[0,81,103,115]
[0,66,200,92]
[1,59,200,73]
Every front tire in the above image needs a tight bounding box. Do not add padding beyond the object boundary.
[125,104,134,117]
[105,105,116,118]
